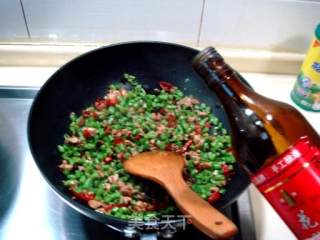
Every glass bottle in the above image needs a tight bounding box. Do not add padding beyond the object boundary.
[193,47,320,240]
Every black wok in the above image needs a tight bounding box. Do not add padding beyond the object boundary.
[27,42,250,238]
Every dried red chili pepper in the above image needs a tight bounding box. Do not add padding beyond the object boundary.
[114,138,124,145]
[82,110,91,118]
[159,81,174,92]
[105,98,118,106]
[103,203,128,212]
[95,97,107,110]
[208,191,221,203]
[134,134,142,141]
[221,163,230,176]
[82,128,97,138]
[71,190,95,201]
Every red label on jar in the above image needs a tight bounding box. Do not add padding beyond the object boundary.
[251,137,320,240]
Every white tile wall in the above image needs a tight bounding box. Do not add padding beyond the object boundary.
[199,0,320,53]
[1,0,319,53]
[0,0,29,41]
[21,0,203,45]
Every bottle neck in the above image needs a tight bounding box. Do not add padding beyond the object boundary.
[192,47,255,104]
[193,48,277,173]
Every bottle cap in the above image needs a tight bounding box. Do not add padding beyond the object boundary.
[315,24,320,40]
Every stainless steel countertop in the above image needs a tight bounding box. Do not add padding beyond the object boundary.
[0,88,255,240]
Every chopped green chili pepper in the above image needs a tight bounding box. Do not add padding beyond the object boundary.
[58,74,236,220]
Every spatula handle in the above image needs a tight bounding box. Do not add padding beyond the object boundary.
[165,177,238,239]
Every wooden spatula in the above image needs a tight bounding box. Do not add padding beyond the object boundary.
[123,151,238,239]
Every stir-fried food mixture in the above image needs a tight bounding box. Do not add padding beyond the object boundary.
[58,74,235,220]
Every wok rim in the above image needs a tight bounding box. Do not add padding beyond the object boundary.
[27,40,250,229]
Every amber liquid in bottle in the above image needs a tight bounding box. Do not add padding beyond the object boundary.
[192,47,320,172]
[193,47,320,239]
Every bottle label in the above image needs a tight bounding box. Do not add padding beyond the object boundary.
[291,37,320,112]
[301,38,320,85]
[251,137,320,240]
